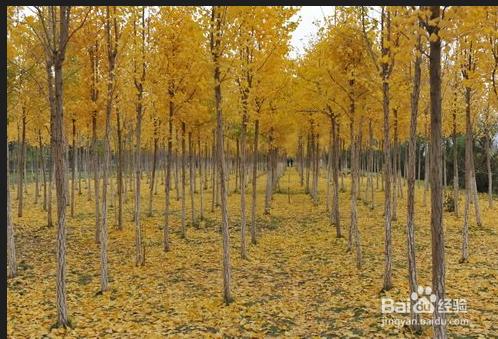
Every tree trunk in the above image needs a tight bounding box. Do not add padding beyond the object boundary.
[469,144,482,226]
[305,132,311,194]
[427,7,447,337]
[17,112,26,217]
[251,119,259,245]
[235,137,239,193]
[133,9,146,266]
[71,119,76,218]
[188,131,196,227]
[180,121,187,238]
[164,95,174,252]
[92,114,100,244]
[116,107,123,229]
[211,6,232,305]
[368,120,374,210]
[7,142,17,279]
[134,99,144,266]
[423,141,429,207]
[332,116,341,237]
[35,143,40,205]
[148,121,158,217]
[53,11,70,324]
[485,134,493,208]
[381,33,393,290]
[199,137,204,221]
[240,105,248,258]
[77,145,81,195]
[175,132,180,202]
[452,110,459,217]
[39,131,47,211]
[461,85,473,263]
[264,131,274,215]
[406,29,422,332]
[392,109,399,221]
[48,161,54,227]
[211,129,216,212]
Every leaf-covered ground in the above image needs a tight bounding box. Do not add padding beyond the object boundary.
[8,169,498,337]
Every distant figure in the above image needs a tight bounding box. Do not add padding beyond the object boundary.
[287,157,294,167]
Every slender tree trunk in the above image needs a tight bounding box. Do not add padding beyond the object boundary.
[332,116,341,237]
[116,107,123,229]
[134,100,144,266]
[424,140,429,207]
[327,122,333,216]
[485,134,493,208]
[211,129,216,212]
[305,132,311,194]
[470,145,482,226]
[452,110,459,217]
[427,7,447,337]
[35,143,40,205]
[211,7,232,304]
[443,143,447,187]
[180,122,187,238]
[368,120,374,210]
[48,160,54,227]
[264,131,274,214]
[77,145,81,195]
[199,137,204,221]
[235,137,239,193]
[382,53,393,291]
[17,112,26,217]
[461,86,473,263]
[99,6,116,291]
[406,29,422,332]
[53,12,70,324]
[164,95,174,252]
[148,122,158,217]
[312,134,319,205]
[7,142,17,279]
[349,121,362,268]
[71,119,76,218]
[39,132,47,211]
[175,132,180,202]
[92,115,100,244]
[240,108,248,258]
[251,119,259,245]
[188,131,196,227]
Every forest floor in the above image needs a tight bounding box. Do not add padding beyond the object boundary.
[7,168,498,338]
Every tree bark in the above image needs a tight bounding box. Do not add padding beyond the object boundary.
[71,119,76,218]
[116,106,123,229]
[199,136,204,221]
[164,94,174,252]
[148,119,158,217]
[381,6,393,292]
[251,119,259,245]
[7,142,17,279]
[452,109,459,217]
[485,133,493,208]
[332,116,341,237]
[17,111,26,217]
[39,131,47,211]
[133,8,146,266]
[240,107,248,258]
[180,121,187,238]
[406,27,422,332]
[188,131,196,227]
[427,7,447,337]
[211,6,232,305]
